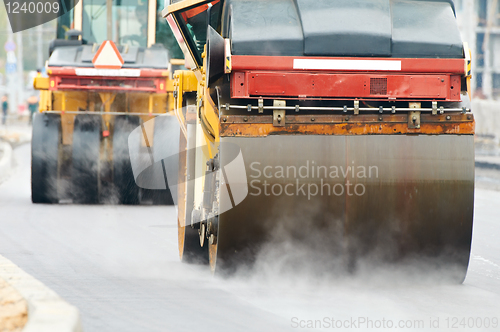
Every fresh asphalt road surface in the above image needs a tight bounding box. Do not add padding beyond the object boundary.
[1,144,500,332]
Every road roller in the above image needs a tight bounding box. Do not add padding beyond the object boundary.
[155,0,474,280]
[31,0,185,204]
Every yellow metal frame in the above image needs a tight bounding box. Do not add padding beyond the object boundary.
[147,0,157,47]
[33,77,49,90]
[173,70,198,138]
[166,13,201,79]
[74,0,83,32]
[463,42,472,100]
[199,48,220,145]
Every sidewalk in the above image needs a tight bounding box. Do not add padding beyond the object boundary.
[0,255,83,332]
[0,276,27,332]
[0,121,32,147]
[0,124,82,332]
[0,121,29,332]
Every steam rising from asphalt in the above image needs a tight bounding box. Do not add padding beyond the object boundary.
[216,216,471,332]
[229,213,467,288]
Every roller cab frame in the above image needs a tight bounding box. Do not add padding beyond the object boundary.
[166,0,475,280]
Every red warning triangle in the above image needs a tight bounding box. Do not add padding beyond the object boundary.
[92,41,124,69]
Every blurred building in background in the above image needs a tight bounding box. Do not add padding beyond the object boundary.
[456,0,500,144]
[0,16,55,119]
[456,0,500,100]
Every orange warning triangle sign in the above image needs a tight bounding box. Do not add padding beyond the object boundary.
[92,41,124,69]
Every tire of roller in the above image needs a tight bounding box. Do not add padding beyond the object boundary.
[142,116,175,205]
[31,112,61,204]
[71,114,101,204]
[112,115,141,205]
[180,125,208,264]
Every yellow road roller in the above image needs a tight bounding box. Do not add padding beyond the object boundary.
[32,0,184,204]
[157,0,474,280]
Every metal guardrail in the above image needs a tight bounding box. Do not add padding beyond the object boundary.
[224,104,470,114]
[43,110,167,116]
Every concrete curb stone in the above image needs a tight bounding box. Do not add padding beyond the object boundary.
[0,256,83,332]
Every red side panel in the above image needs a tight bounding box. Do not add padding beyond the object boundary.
[50,76,165,93]
[232,71,462,101]
[47,67,168,93]
[230,56,465,101]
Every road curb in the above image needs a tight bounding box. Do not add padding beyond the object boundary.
[0,124,33,148]
[0,255,83,332]
[0,140,13,183]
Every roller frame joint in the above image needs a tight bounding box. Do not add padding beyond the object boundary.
[273,100,286,127]
[408,102,421,129]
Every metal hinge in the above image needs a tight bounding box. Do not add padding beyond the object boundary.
[408,102,421,129]
[354,100,359,115]
[258,98,264,113]
[273,100,286,127]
